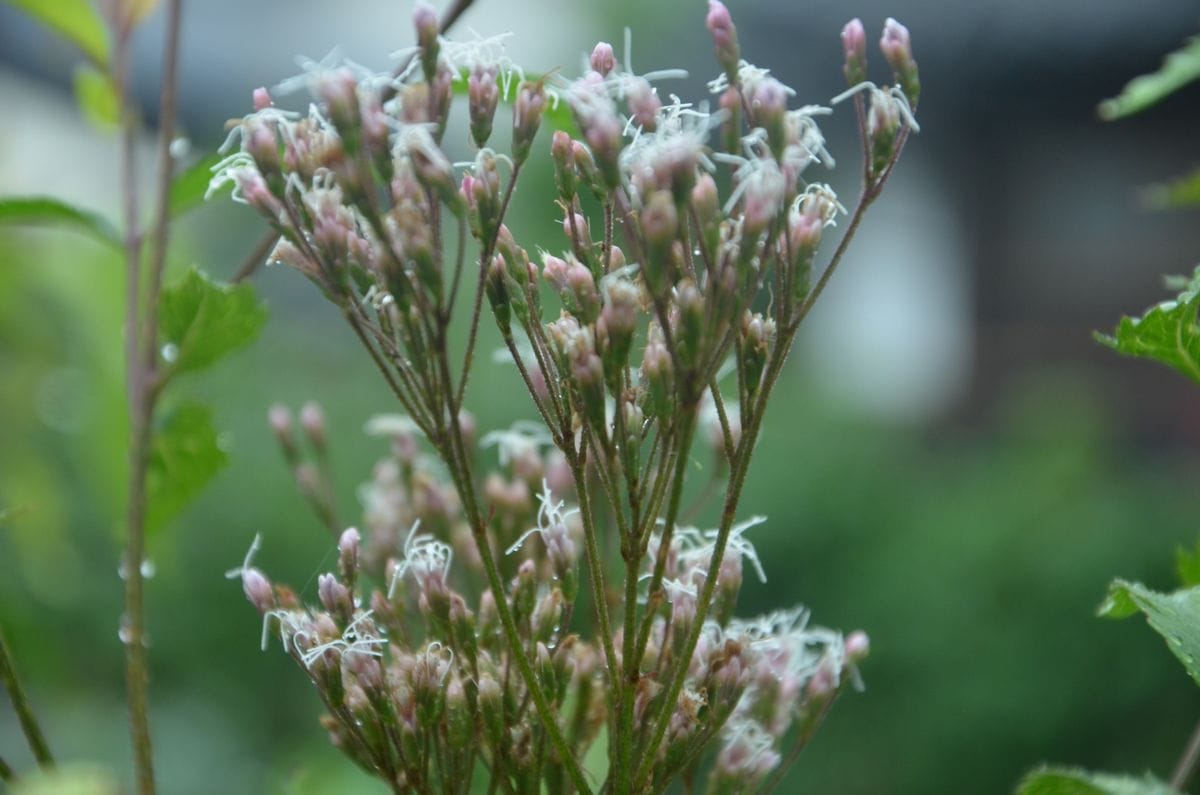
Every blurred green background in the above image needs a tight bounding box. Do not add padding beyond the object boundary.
[2,0,1200,792]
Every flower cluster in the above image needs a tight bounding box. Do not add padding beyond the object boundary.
[222,2,916,791]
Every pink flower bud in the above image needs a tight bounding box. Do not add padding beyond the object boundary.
[542,254,571,291]
[338,527,360,580]
[268,403,293,442]
[299,401,326,447]
[468,65,499,147]
[590,41,616,76]
[626,78,661,131]
[880,17,920,104]
[846,629,870,662]
[841,18,867,86]
[512,82,546,164]
[242,568,275,613]
[706,0,740,76]
[252,87,273,111]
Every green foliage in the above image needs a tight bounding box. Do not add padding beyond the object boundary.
[2,0,110,66]
[1096,267,1200,383]
[1098,579,1200,687]
[144,400,227,536]
[0,196,120,248]
[1143,168,1200,210]
[169,153,226,217]
[1175,540,1200,587]
[159,268,267,376]
[1098,35,1200,120]
[1017,767,1180,795]
[72,64,120,132]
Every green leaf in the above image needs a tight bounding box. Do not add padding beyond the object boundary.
[1097,579,1200,686]
[169,152,225,217]
[159,268,267,376]
[1143,167,1200,210]
[145,401,227,535]
[1096,266,1200,384]
[0,195,121,248]
[1099,35,1200,120]
[73,63,120,132]
[1017,767,1180,795]
[3,0,110,66]
[1176,540,1200,588]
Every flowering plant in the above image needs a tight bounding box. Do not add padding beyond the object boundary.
[217,3,919,792]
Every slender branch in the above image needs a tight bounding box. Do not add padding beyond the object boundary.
[761,686,844,795]
[0,753,14,784]
[114,2,183,791]
[231,230,279,283]
[0,623,54,769]
[1171,717,1200,791]
[432,336,591,794]
[455,162,522,412]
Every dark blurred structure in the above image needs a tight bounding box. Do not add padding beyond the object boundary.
[2,1,1200,793]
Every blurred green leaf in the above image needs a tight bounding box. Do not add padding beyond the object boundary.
[0,196,120,248]
[1143,167,1200,210]
[1098,579,1200,686]
[12,763,120,795]
[160,268,267,376]
[1096,266,1200,383]
[1099,35,1200,120]
[1017,767,1179,795]
[3,0,110,66]
[72,63,119,132]
[170,152,224,216]
[1177,540,1200,587]
[145,401,227,535]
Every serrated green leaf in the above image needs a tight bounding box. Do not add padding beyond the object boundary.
[1096,266,1200,383]
[73,63,119,132]
[1097,579,1200,686]
[159,268,267,376]
[1017,767,1180,795]
[1176,540,1200,588]
[169,152,224,217]
[1099,35,1200,120]
[145,401,227,535]
[3,0,110,66]
[1143,167,1200,210]
[0,195,120,248]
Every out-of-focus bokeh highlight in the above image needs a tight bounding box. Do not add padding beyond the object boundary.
[2,0,1200,792]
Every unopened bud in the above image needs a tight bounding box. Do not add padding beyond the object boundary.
[846,629,870,663]
[242,568,275,613]
[880,18,920,105]
[252,86,273,111]
[590,42,616,76]
[468,65,499,147]
[512,81,546,165]
[706,1,740,80]
[626,78,661,132]
[268,403,296,459]
[299,401,326,448]
[338,527,360,584]
[841,19,867,86]
[414,3,440,80]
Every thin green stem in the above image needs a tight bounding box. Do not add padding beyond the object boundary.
[432,338,591,794]
[0,623,54,769]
